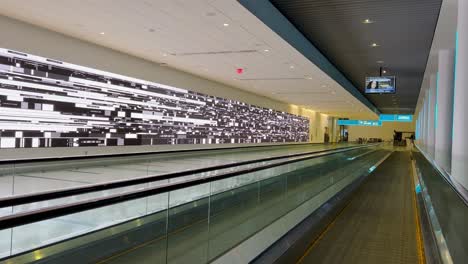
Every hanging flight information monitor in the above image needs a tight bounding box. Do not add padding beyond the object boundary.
[365,76,396,94]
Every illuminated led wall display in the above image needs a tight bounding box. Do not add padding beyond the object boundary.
[0,48,309,149]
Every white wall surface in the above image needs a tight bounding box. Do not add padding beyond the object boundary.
[288,106,330,143]
[347,121,415,142]
[0,15,331,158]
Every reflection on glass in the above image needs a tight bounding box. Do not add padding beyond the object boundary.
[0,146,386,263]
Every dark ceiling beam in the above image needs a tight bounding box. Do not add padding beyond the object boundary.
[237,0,380,116]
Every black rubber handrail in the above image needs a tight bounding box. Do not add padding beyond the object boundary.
[0,144,375,208]
[0,144,379,230]
[0,142,319,164]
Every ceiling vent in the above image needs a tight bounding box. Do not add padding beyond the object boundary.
[238,77,308,81]
[171,50,257,56]
[272,91,332,95]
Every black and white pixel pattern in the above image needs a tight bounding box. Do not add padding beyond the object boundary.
[0,48,309,148]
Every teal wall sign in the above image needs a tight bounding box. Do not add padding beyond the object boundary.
[337,120,382,126]
[379,114,413,122]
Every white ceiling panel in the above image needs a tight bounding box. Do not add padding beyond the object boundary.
[0,0,377,119]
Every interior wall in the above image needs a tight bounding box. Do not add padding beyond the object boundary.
[317,114,330,143]
[288,106,329,143]
[346,121,415,142]
[0,15,329,159]
[328,117,339,143]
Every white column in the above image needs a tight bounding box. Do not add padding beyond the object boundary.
[428,74,437,158]
[427,93,431,150]
[418,107,422,144]
[452,0,468,189]
[417,114,420,140]
[415,114,419,141]
[423,93,429,150]
[420,98,425,147]
[435,50,455,173]
[420,102,424,146]
[420,111,423,141]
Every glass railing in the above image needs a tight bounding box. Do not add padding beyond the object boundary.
[412,148,468,264]
[0,144,387,263]
[0,143,353,201]
[0,144,362,217]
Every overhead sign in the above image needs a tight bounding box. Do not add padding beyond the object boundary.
[379,114,413,122]
[337,120,382,126]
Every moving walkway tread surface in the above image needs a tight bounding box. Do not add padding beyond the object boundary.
[298,151,422,264]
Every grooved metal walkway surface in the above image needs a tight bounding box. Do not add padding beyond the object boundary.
[299,151,421,264]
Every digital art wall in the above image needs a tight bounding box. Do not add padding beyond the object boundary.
[0,48,309,149]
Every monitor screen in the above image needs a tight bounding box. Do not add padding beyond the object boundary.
[365,76,396,94]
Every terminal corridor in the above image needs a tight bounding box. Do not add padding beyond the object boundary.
[0,0,466,263]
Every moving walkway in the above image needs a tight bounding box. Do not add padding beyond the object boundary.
[0,144,383,263]
[295,152,421,264]
[0,143,465,263]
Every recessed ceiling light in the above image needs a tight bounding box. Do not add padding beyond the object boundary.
[321,84,327,88]
[290,65,295,69]
[162,53,168,57]
[100,32,105,35]
[264,49,270,52]
[362,19,374,24]
[377,60,384,64]
[223,23,229,27]
[305,76,313,80]
[383,70,387,73]
[370,43,379,47]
